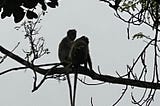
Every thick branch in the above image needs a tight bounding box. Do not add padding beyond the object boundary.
[1,45,160,89]
[0,45,47,74]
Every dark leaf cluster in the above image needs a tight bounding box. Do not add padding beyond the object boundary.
[0,0,59,23]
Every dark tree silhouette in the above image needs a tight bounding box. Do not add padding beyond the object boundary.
[100,0,160,105]
[1,0,160,106]
[0,0,58,23]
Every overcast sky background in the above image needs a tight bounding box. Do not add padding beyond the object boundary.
[0,0,159,106]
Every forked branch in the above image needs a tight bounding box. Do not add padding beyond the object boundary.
[1,45,160,90]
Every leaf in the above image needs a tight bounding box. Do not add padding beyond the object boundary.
[1,11,7,19]
[47,1,58,8]
[23,0,38,9]
[38,0,47,10]
[42,4,47,10]
[1,6,12,19]
[26,10,38,19]
[13,7,25,23]
[132,32,145,40]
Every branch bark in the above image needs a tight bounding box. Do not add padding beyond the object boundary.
[1,45,160,90]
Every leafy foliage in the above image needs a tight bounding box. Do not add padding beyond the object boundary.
[0,0,59,23]
[15,14,50,63]
[101,0,160,106]
[101,0,160,29]
[132,32,144,40]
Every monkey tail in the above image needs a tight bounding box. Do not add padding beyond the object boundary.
[66,74,73,106]
[72,68,78,106]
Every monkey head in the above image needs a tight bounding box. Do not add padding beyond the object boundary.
[70,36,90,66]
[67,29,77,41]
[80,36,89,44]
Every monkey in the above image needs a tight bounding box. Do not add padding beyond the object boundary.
[58,29,77,106]
[58,29,77,64]
[70,36,92,70]
[69,36,92,106]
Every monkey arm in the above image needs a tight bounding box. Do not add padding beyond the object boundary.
[87,53,93,70]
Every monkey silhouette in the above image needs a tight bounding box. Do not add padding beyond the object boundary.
[70,36,92,106]
[58,29,77,106]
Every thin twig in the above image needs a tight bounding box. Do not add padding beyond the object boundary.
[0,42,20,63]
[112,85,128,106]
[78,78,105,85]
[32,63,61,92]
[91,97,94,106]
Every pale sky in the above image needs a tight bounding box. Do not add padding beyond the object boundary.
[0,0,159,106]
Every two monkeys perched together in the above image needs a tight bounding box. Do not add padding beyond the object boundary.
[58,29,93,106]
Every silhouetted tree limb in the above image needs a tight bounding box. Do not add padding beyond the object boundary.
[100,1,160,105]
[0,63,59,75]
[112,85,128,106]
[0,42,20,63]
[1,45,160,90]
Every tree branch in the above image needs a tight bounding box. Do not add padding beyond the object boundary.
[1,45,160,90]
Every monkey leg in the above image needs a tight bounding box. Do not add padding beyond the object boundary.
[72,70,78,106]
